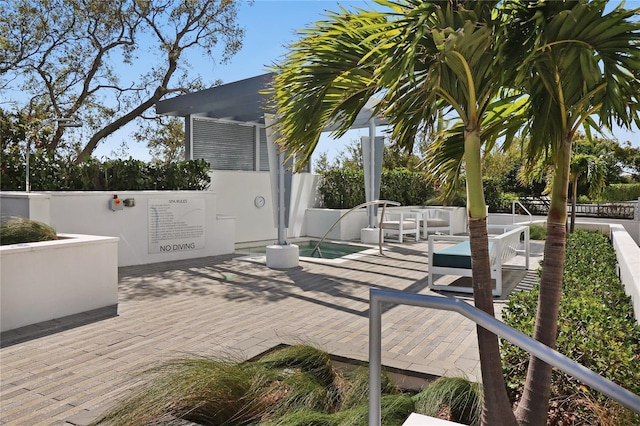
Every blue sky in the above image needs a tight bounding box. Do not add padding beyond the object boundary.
[95,0,380,161]
[91,0,639,162]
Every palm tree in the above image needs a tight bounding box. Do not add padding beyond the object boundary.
[268,2,522,424]
[568,151,607,232]
[504,2,640,424]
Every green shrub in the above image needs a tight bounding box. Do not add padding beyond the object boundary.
[501,231,640,408]
[0,150,211,191]
[379,168,435,208]
[599,183,640,202]
[528,224,546,240]
[413,377,482,426]
[335,394,415,426]
[91,357,267,425]
[257,345,337,389]
[268,410,340,426]
[318,168,366,209]
[340,366,399,410]
[0,217,58,245]
[318,167,435,209]
[91,344,408,426]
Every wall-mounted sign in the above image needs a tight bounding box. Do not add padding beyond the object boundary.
[148,198,205,254]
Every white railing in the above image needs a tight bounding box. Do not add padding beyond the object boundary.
[512,200,533,223]
[368,289,640,425]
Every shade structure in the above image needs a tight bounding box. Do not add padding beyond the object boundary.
[156,73,388,237]
[156,73,387,129]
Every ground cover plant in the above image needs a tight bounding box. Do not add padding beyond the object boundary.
[501,230,640,425]
[0,217,58,245]
[91,345,482,425]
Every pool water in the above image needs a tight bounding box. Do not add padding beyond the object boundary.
[238,240,369,260]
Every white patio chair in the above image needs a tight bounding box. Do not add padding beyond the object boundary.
[414,208,453,239]
[379,211,420,243]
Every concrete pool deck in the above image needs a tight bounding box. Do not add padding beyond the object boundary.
[0,239,542,425]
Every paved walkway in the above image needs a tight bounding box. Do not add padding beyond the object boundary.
[0,240,541,425]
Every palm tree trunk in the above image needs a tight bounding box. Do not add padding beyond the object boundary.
[515,136,572,426]
[465,129,518,426]
[570,177,577,233]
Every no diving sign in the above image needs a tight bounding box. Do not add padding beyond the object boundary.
[148,198,205,254]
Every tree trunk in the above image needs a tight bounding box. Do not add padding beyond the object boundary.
[515,136,572,426]
[464,129,518,426]
[570,177,577,233]
[73,48,179,163]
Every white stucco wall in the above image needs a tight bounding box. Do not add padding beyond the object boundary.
[208,171,319,243]
[610,224,640,325]
[305,208,369,241]
[1,233,119,332]
[43,191,234,266]
[0,192,51,223]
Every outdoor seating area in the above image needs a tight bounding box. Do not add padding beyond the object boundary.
[414,208,453,238]
[378,207,460,244]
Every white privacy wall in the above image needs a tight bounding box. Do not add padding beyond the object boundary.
[208,171,320,243]
[45,191,234,266]
[0,171,320,266]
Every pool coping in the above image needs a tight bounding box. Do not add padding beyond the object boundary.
[234,238,387,264]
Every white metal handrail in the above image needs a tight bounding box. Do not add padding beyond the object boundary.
[310,199,400,257]
[368,288,640,425]
[512,200,533,223]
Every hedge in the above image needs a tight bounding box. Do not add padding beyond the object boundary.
[318,168,436,209]
[1,148,210,191]
[599,183,640,202]
[501,230,640,403]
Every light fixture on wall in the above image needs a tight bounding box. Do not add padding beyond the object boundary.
[26,117,83,192]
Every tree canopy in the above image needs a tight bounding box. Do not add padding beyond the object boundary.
[0,0,244,162]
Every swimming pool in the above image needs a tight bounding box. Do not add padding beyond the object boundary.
[237,240,371,260]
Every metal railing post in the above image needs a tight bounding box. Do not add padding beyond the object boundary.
[512,200,533,223]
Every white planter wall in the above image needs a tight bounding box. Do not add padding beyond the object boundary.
[0,192,51,223]
[1,234,119,332]
[611,224,640,325]
[305,208,369,241]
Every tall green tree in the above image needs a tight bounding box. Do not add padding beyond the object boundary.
[0,0,243,162]
[505,2,640,424]
[133,117,185,163]
[568,152,607,232]
[268,2,522,424]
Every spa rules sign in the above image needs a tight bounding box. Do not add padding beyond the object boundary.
[148,198,205,254]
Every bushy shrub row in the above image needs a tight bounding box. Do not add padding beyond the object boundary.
[1,149,210,191]
[501,231,640,408]
[483,177,520,212]
[599,183,640,202]
[318,168,436,209]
